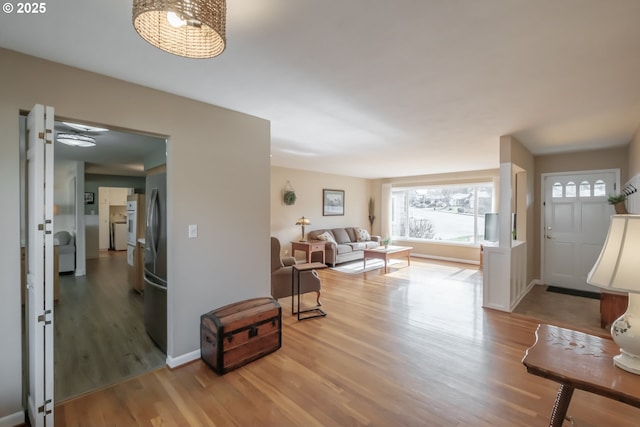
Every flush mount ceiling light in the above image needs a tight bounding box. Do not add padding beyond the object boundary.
[132,0,226,59]
[62,122,109,132]
[57,133,97,148]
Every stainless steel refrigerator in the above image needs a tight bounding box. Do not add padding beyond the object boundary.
[144,170,167,353]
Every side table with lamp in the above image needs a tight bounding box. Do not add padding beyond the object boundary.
[291,216,326,263]
[587,214,640,374]
[522,214,640,426]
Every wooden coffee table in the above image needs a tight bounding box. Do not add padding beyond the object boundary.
[363,245,413,273]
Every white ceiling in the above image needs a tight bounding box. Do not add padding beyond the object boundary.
[3,0,640,178]
[53,121,165,177]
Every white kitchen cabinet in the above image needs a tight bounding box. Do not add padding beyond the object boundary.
[98,187,130,206]
[109,187,129,206]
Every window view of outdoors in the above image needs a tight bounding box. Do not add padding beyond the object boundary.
[391,184,494,244]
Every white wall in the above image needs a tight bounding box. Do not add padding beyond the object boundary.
[271,166,371,257]
[0,48,270,423]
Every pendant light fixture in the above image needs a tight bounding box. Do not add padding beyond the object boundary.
[56,133,97,148]
[132,0,226,59]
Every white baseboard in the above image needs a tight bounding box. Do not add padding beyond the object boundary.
[509,279,538,312]
[166,349,200,369]
[0,411,24,427]
[411,253,479,266]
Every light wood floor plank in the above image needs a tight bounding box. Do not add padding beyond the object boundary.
[55,258,640,426]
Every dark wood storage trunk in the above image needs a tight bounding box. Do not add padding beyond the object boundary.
[201,297,282,375]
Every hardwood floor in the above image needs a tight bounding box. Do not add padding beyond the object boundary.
[54,251,165,402]
[54,258,640,426]
[513,284,604,337]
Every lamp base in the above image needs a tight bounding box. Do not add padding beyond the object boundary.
[610,293,640,375]
[613,351,640,375]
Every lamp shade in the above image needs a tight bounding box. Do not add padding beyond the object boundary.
[132,0,226,59]
[587,215,640,293]
[296,217,311,226]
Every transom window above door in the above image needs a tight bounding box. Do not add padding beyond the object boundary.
[552,179,606,199]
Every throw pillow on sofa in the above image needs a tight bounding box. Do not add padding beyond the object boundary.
[332,228,351,243]
[316,231,335,243]
[356,228,371,242]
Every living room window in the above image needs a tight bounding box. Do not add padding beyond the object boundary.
[391,182,494,244]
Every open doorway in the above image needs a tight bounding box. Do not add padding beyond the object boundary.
[20,115,168,402]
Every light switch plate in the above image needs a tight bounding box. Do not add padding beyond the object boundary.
[188,224,197,238]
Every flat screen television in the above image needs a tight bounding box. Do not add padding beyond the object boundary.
[484,213,499,242]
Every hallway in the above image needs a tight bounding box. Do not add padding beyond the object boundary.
[54,251,165,402]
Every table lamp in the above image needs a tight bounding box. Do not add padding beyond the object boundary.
[295,216,310,242]
[587,214,640,374]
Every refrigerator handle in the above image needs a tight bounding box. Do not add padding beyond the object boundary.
[148,188,159,261]
[144,275,167,290]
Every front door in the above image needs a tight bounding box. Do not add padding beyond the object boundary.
[543,170,617,292]
[25,104,55,427]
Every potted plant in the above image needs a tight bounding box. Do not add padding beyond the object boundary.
[381,237,391,249]
[608,194,628,214]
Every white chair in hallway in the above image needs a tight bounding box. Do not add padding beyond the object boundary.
[54,231,75,273]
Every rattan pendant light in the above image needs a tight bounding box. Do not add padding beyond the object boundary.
[133,0,226,59]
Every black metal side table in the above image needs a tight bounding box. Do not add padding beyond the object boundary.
[291,262,327,321]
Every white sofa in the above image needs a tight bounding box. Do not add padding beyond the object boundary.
[54,231,75,273]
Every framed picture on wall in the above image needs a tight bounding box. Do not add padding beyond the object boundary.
[84,192,95,204]
[323,189,344,216]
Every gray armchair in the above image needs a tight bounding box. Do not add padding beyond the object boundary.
[271,237,322,305]
[53,231,75,273]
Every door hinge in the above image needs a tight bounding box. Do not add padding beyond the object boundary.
[38,399,53,414]
[45,128,53,144]
[38,224,44,231]
[37,310,53,325]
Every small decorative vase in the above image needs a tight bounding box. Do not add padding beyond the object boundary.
[384,244,389,249]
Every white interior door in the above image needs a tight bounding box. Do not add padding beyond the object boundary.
[543,170,616,292]
[26,104,55,427]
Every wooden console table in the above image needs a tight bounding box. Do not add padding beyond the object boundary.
[522,324,640,427]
